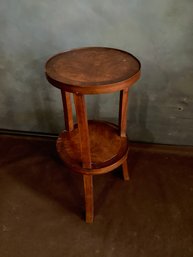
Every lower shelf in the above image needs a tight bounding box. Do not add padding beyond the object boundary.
[56,120,129,175]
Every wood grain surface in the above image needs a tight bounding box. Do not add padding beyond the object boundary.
[46,47,140,222]
[56,121,129,175]
[45,47,140,94]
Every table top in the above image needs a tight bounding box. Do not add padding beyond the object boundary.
[45,47,141,94]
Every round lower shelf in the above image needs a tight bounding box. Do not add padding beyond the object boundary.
[56,121,129,175]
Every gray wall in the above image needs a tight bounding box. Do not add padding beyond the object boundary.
[1,0,193,145]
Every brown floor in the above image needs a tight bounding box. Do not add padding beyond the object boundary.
[0,134,193,257]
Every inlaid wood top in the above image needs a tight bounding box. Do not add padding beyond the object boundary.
[45,47,141,94]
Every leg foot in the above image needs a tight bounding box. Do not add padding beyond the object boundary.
[83,175,94,223]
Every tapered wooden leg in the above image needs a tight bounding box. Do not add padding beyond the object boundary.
[73,93,92,169]
[119,89,130,180]
[122,159,130,181]
[74,94,93,223]
[119,88,129,137]
[83,175,94,223]
[61,90,74,131]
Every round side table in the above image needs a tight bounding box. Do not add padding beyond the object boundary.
[45,47,141,223]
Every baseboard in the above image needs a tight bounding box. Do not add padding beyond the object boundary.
[1,128,193,156]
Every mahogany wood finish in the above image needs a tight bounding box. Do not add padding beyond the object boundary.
[83,175,94,223]
[45,47,141,223]
[45,47,140,94]
[56,121,129,174]
[73,93,91,169]
[122,159,130,181]
[119,88,129,137]
[61,90,74,131]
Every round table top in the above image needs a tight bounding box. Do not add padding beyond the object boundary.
[45,47,141,94]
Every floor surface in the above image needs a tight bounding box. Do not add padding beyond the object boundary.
[0,135,193,257]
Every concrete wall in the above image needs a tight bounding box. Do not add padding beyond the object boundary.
[0,0,193,145]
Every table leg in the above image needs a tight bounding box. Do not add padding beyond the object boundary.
[73,93,92,169]
[83,175,94,223]
[122,158,130,181]
[74,93,93,222]
[119,88,129,137]
[61,90,74,131]
[119,88,130,180]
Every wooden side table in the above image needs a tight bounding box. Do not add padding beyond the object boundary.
[45,47,141,223]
